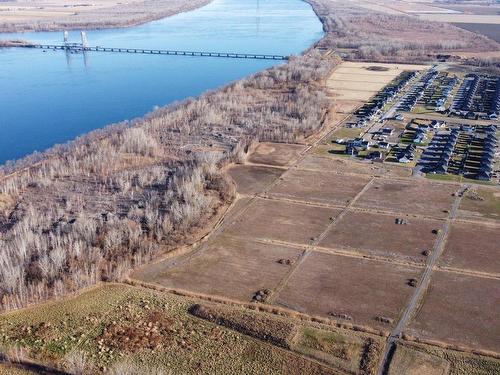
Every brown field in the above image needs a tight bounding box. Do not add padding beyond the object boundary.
[453,23,500,42]
[227,165,283,196]
[458,187,500,221]
[137,236,303,301]
[388,343,450,375]
[224,198,341,245]
[439,223,500,275]
[418,13,500,24]
[247,142,305,167]
[441,4,500,16]
[275,252,421,330]
[318,210,442,263]
[327,62,427,102]
[268,169,371,206]
[407,271,500,353]
[297,155,411,178]
[0,0,210,32]
[353,179,458,218]
[353,0,458,15]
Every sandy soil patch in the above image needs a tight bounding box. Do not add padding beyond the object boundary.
[319,209,442,263]
[327,62,427,102]
[268,169,371,206]
[224,198,341,245]
[275,252,421,330]
[407,271,500,353]
[439,223,500,275]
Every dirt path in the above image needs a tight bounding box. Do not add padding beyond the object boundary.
[377,184,469,375]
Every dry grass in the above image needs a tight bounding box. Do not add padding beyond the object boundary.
[0,0,212,32]
[0,284,342,374]
[406,271,500,353]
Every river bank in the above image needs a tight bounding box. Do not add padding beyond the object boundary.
[0,0,212,33]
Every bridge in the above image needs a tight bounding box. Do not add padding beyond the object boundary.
[20,43,289,60]
[6,31,289,60]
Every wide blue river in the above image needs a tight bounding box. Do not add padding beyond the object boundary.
[0,0,323,164]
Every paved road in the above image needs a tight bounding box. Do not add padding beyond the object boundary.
[377,184,469,375]
[402,112,499,126]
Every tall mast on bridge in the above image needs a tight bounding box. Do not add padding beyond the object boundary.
[80,31,89,49]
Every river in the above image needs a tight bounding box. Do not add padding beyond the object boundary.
[0,0,323,165]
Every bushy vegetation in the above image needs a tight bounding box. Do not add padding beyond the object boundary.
[0,51,339,311]
[307,0,499,61]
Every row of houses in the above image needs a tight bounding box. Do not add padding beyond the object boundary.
[451,74,479,115]
[353,70,417,126]
[450,74,500,119]
[397,69,438,112]
[477,131,498,180]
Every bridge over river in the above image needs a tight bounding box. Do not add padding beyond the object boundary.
[14,43,289,61]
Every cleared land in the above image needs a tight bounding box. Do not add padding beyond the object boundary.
[268,169,371,205]
[418,13,500,24]
[458,187,500,221]
[388,343,450,375]
[275,252,421,330]
[406,271,500,353]
[135,236,303,301]
[453,23,500,43]
[318,210,442,263]
[227,165,284,196]
[353,179,458,218]
[0,0,211,32]
[224,198,341,245]
[247,143,305,167]
[327,62,427,102]
[298,155,411,178]
[439,223,500,275]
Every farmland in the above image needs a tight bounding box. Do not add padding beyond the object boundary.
[406,271,500,353]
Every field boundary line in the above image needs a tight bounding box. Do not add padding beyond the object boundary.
[266,178,375,304]
[436,266,500,280]
[377,184,468,375]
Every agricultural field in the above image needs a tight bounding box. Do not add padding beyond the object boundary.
[227,165,284,196]
[223,198,341,245]
[318,209,442,263]
[406,271,500,353]
[134,235,304,301]
[454,23,500,43]
[247,143,305,167]
[327,62,427,103]
[439,223,500,275]
[297,154,411,178]
[352,179,458,218]
[267,168,371,205]
[275,252,422,331]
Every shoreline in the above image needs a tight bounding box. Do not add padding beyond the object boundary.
[0,0,213,33]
